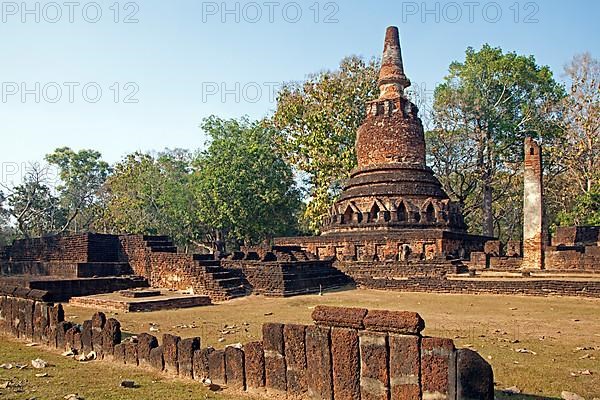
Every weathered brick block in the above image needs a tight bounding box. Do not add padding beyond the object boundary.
[456,348,494,400]
[91,312,106,357]
[55,321,72,350]
[506,241,522,257]
[10,298,19,337]
[389,334,421,400]
[225,346,245,389]
[363,309,424,335]
[312,305,368,329]
[124,340,139,366]
[331,327,360,400]
[49,303,64,328]
[16,298,28,338]
[469,252,488,269]
[484,240,501,256]
[359,331,389,400]
[178,337,200,378]
[101,318,121,358]
[22,299,35,339]
[208,349,226,385]
[244,341,265,389]
[81,320,93,353]
[32,302,49,342]
[283,324,307,396]
[421,337,456,400]
[149,345,164,371]
[193,347,214,381]
[0,296,10,332]
[162,333,180,375]
[263,323,286,392]
[114,343,126,364]
[306,325,333,400]
[137,333,158,366]
[66,326,82,352]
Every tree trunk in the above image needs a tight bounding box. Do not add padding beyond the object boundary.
[482,176,494,237]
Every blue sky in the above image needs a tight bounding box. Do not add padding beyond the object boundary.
[0,0,598,185]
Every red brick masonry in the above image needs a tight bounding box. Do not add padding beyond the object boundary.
[0,294,493,400]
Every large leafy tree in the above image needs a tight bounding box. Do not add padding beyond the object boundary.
[271,56,380,233]
[193,116,301,249]
[100,150,201,250]
[429,45,565,239]
[45,147,110,233]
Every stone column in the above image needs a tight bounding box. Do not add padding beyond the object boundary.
[522,137,544,270]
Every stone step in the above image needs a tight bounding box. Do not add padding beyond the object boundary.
[291,251,309,261]
[209,271,234,280]
[193,254,216,261]
[211,277,244,289]
[142,235,171,241]
[219,286,247,298]
[145,240,174,248]
[149,246,177,253]
[76,262,133,278]
[27,275,149,302]
[196,260,221,268]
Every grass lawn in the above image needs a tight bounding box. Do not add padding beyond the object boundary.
[0,336,257,399]
[1,288,598,399]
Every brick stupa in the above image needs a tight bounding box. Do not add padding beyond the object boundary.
[322,26,466,235]
[277,26,488,262]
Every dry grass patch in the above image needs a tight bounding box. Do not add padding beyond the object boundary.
[61,289,600,399]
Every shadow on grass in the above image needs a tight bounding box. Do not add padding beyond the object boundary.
[495,390,561,400]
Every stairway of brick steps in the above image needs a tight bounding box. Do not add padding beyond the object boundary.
[142,235,178,253]
[142,236,246,302]
[192,258,247,301]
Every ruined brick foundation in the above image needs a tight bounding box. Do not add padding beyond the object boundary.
[0,290,494,400]
[0,234,353,302]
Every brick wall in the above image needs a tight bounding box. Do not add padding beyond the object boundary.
[275,231,487,263]
[552,226,600,247]
[545,246,600,271]
[8,234,92,262]
[335,260,464,281]
[0,295,494,400]
[351,277,600,298]
[6,233,121,263]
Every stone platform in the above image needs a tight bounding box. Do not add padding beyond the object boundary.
[223,245,353,296]
[69,290,211,312]
[352,274,600,298]
[0,275,148,302]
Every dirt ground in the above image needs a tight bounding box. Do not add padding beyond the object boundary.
[2,288,598,399]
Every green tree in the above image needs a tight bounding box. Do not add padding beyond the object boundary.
[4,165,62,238]
[429,44,565,238]
[101,150,201,250]
[271,56,380,233]
[45,147,110,233]
[554,186,600,227]
[193,116,301,249]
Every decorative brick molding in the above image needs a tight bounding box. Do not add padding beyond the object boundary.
[0,294,493,400]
